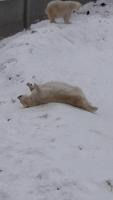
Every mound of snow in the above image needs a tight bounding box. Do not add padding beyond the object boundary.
[0,1,113,200]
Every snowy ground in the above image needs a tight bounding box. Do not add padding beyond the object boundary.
[0,0,113,199]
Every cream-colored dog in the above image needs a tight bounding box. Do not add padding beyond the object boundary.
[45,0,81,23]
[17,81,97,113]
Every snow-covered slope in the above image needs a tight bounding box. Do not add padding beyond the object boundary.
[0,1,113,199]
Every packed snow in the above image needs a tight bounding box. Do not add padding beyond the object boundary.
[0,0,113,199]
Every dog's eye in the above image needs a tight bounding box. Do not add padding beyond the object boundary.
[17,95,22,99]
[27,83,32,86]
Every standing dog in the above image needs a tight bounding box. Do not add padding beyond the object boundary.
[45,0,81,23]
[17,81,97,113]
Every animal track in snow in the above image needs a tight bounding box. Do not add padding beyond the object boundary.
[0,58,17,72]
[0,189,10,200]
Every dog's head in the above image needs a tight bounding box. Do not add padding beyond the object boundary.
[17,95,30,107]
[72,1,82,12]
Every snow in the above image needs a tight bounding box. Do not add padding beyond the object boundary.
[0,0,113,199]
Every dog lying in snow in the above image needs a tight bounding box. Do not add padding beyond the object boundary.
[17,81,97,113]
[45,0,81,23]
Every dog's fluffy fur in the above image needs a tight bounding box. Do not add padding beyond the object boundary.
[17,81,97,113]
[45,0,81,23]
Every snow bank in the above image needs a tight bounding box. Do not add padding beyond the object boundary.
[0,1,113,199]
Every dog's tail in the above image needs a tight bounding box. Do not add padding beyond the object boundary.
[86,105,98,113]
[74,96,98,113]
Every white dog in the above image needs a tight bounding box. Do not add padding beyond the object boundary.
[17,81,97,113]
[45,0,81,23]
